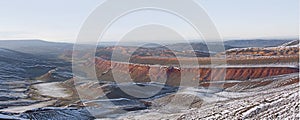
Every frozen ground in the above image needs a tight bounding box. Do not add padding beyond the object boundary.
[32,82,71,98]
[0,100,56,113]
[115,73,299,120]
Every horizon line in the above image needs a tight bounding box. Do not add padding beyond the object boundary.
[0,37,298,44]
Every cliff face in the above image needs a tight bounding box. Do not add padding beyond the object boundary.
[95,58,299,86]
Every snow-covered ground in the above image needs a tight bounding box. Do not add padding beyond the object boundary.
[0,100,56,113]
[32,82,71,98]
[115,73,299,120]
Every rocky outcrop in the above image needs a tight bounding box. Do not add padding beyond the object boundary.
[95,58,299,86]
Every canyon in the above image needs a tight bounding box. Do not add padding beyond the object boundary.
[0,40,299,119]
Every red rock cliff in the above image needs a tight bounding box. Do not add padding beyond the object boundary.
[94,58,299,86]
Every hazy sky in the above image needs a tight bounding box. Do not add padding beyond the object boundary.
[0,0,298,43]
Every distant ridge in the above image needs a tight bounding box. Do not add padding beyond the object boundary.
[0,39,71,45]
[0,39,296,58]
[0,39,73,57]
[224,39,293,48]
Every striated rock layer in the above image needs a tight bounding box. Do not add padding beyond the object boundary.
[94,58,299,86]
